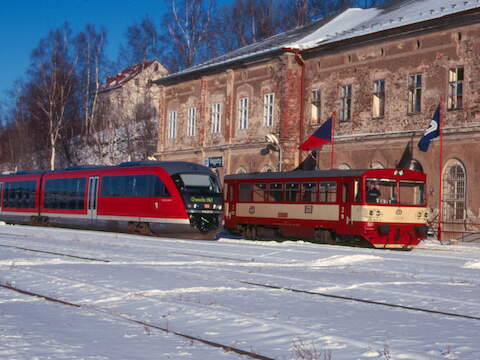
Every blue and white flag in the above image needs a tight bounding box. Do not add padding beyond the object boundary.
[418,105,440,152]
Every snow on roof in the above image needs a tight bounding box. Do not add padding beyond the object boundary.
[156,0,479,84]
[102,60,156,91]
[308,0,480,48]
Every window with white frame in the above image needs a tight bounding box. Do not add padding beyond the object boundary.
[443,160,466,221]
[167,111,177,139]
[187,107,196,137]
[238,97,249,129]
[211,103,221,134]
[311,88,321,124]
[448,67,464,110]
[263,93,275,127]
[372,79,385,118]
[408,74,422,113]
[340,85,352,122]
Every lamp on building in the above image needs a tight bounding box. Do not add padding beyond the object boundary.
[260,134,283,172]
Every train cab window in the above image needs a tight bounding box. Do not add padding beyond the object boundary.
[239,183,253,202]
[268,183,283,202]
[285,183,299,202]
[319,181,336,203]
[366,178,396,204]
[253,183,266,202]
[399,180,425,205]
[302,182,317,202]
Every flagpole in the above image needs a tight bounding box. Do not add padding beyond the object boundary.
[438,99,444,243]
[331,112,336,169]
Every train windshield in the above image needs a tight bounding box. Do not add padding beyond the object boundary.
[176,173,222,194]
[366,178,425,205]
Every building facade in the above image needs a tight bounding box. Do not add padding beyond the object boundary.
[92,60,168,164]
[153,0,480,241]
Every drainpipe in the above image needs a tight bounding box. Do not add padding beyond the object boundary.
[283,47,306,166]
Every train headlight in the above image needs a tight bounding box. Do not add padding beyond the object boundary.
[376,210,381,217]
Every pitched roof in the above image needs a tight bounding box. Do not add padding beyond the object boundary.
[155,0,480,84]
[100,60,156,92]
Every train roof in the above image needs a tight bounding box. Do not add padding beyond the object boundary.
[224,168,425,181]
[1,161,216,179]
[118,161,216,175]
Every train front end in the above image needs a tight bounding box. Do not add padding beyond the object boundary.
[172,170,223,236]
[352,169,429,249]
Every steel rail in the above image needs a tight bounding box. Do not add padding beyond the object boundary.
[0,243,110,263]
[240,280,480,321]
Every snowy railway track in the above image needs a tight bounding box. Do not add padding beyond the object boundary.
[0,282,274,360]
[3,237,480,320]
[5,243,480,324]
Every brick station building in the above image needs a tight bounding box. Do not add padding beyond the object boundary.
[153,0,480,241]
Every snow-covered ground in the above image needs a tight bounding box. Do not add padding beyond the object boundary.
[1,225,479,360]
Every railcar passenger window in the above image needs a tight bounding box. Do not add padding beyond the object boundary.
[239,183,252,202]
[285,183,299,202]
[101,175,169,197]
[253,183,266,202]
[302,182,317,202]
[3,181,37,209]
[319,181,336,203]
[268,183,283,202]
[44,178,86,210]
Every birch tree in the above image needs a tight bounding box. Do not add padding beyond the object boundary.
[28,23,78,170]
[75,24,107,137]
[161,0,216,71]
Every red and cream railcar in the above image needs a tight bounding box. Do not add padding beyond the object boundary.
[0,162,223,239]
[224,168,429,249]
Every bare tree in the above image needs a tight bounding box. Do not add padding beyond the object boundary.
[160,0,216,71]
[28,23,78,170]
[75,24,108,138]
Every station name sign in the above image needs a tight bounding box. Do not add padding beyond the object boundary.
[204,156,223,168]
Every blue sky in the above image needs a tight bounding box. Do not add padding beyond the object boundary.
[0,0,230,104]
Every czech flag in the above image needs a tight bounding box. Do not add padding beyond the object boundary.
[299,117,332,151]
[417,105,440,152]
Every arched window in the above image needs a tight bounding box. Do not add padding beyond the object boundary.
[236,167,247,174]
[338,163,351,170]
[409,160,423,172]
[443,159,466,221]
[370,161,385,169]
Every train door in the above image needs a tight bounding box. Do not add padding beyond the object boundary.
[87,176,99,221]
[339,179,353,233]
[224,182,235,222]
[0,182,3,213]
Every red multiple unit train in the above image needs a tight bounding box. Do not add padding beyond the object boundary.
[0,162,223,239]
[223,168,429,249]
